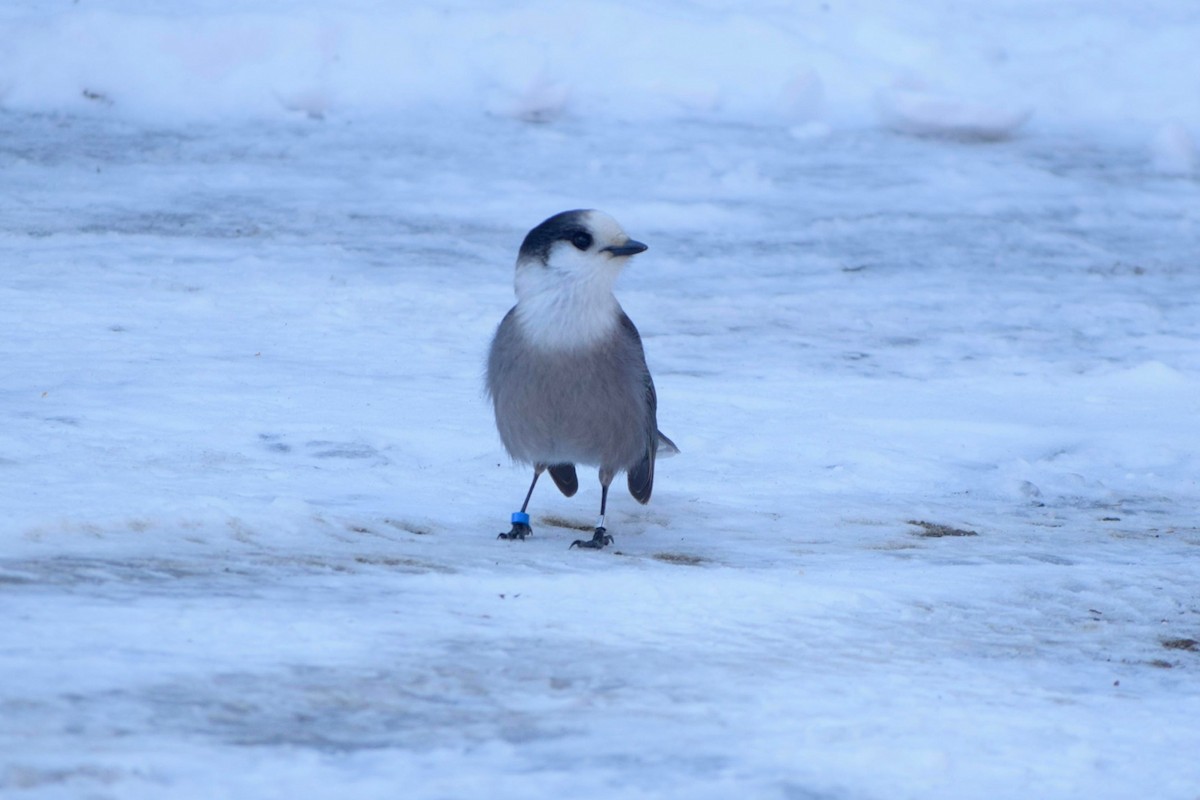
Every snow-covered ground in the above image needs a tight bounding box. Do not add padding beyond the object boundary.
[2,2,1199,799]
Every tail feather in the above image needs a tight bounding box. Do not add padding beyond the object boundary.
[627,452,654,505]
[548,463,578,497]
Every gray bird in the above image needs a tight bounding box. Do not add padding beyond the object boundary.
[487,210,678,549]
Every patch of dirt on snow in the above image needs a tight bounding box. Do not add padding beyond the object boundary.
[650,553,706,566]
[908,520,979,538]
[353,555,455,574]
[540,515,593,532]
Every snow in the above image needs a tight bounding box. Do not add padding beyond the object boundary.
[1151,122,1198,177]
[2,2,1200,799]
[874,85,1031,140]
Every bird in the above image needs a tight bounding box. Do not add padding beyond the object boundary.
[486,210,677,549]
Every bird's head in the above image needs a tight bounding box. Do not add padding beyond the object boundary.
[514,209,647,298]
[511,210,648,349]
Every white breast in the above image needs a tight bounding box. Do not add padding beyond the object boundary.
[513,251,624,351]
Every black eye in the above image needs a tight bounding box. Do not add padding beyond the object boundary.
[570,231,593,251]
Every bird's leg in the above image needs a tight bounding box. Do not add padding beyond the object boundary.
[571,469,615,549]
[596,481,608,538]
[499,465,543,540]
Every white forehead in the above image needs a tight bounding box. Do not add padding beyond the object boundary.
[581,210,628,244]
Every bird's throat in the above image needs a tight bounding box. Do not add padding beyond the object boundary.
[514,278,621,351]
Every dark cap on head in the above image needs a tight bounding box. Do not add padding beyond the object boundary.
[518,209,594,265]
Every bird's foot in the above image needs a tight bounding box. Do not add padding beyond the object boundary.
[570,527,613,550]
[498,522,532,540]
[498,512,532,541]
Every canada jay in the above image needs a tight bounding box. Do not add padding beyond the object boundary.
[487,210,677,549]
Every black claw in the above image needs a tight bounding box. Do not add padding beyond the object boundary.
[498,522,533,541]
[570,527,613,550]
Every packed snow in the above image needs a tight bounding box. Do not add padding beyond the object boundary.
[2,2,1199,799]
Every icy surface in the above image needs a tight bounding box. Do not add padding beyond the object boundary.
[3,2,1200,799]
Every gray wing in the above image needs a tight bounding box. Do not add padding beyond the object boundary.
[619,313,668,504]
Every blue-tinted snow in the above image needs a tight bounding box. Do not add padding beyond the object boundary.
[2,3,1199,799]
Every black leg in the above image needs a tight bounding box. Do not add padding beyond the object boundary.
[571,469,615,549]
[520,468,542,513]
[499,466,543,540]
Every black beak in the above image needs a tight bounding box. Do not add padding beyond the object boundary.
[603,240,648,257]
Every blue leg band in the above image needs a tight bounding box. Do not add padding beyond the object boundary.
[511,512,530,525]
